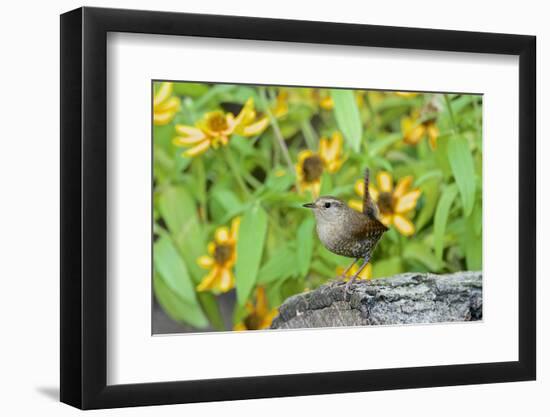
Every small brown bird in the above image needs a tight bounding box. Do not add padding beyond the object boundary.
[303,168,388,294]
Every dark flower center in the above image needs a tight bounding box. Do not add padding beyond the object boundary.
[214,244,233,264]
[244,312,263,330]
[302,155,324,182]
[378,192,394,214]
[207,112,229,132]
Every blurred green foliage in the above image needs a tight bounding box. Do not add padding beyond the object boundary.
[152,82,482,331]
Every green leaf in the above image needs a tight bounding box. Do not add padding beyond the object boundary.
[197,293,225,331]
[153,236,197,304]
[195,84,235,108]
[153,237,209,329]
[235,204,268,305]
[414,170,443,187]
[415,178,440,232]
[372,257,403,278]
[319,171,333,195]
[296,217,315,276]
[403,241,443,271]
[448,137,476,216]
[158,186,205,282]
[368,133,402,157]
[433,185,458,260]
[311,259,337,278]
[212,189,242,214]
[153,273,209,329]
[330,89,363,152]
[190,158,206,205]
[173,82,209,97]
[463,202,482,270]
[153,124,175,152]
[257,245,298,284]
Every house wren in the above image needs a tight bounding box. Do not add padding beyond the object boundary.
[303,168,388,294]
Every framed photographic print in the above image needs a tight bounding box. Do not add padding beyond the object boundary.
[60,6,536,409]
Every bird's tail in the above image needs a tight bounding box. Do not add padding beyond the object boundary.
[363,168,381,220]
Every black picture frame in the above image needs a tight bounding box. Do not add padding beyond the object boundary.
[60,6,536,410]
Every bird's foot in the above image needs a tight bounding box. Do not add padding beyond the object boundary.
[343,277,358,300]
[327,279,345,289]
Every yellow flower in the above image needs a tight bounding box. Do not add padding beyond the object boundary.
[173,98,269,157]
[310,89,334,110]
[196,217,241,293]
[349,171,421,236]
[272,90,289,118]
[234,287,278,331]
[336,263,373,280]
[319,132,345,173]
[401,110,440,149]
[233,98,270,137]
[153,82,181,126]
[395,91,419,98]
[296,131,345,197]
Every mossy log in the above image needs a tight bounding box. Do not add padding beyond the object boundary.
[271,271,482,329]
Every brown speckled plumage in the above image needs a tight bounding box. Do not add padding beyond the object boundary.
[303,168,388,292]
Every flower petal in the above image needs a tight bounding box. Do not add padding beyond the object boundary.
[320,132,343,173]
[241,117,269,136]
[348,199,363,212]
[196,267,219,292]
[404,124,425,145]
[183,140,211,157]
[297,149,314,164]
[255,287,268,316]
[395,91,418,98]
[197,255,214,269]
[354,179,365,197]
[358,263,373,280]
[393,176,413,199]
[183,140,210,157]
[377,171,393,193]
[259,309,279,329]
[230,217,241,240]
[233,322,247,331]
[154,111,175,126]
[218,268,235,292]
[369,184,379,202]
[215,227,230,244]
[319,95,334,110]
[156,96,180,112]
[234,98,256,127]
[393,214,415,236]
[175,124,205,138]
[395,189,421,213]
[153,82,173,107]
[207,242,216,255]
[380,213,393,227]
[427,123,439,150]
[173,134,206,146]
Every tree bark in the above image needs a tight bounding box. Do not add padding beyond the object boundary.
[271,271,482,329]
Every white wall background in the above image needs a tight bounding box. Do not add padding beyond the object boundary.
[0,0,545,415]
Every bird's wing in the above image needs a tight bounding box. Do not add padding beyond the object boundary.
[364,217,389,237]
[350,214,388,239]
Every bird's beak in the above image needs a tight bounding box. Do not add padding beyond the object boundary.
[303,202,315,208]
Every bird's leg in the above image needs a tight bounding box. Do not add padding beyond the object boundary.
[337,258,359,281]
[344,255,371,296]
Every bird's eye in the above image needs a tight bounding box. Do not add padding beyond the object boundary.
[324,202,331,208]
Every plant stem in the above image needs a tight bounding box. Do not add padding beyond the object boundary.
[301,120,318,150]
[221,146,250,196]
[364,92,378,134]
[259,88,294,171]
[444,94,458,134]
[194,157,208,222]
